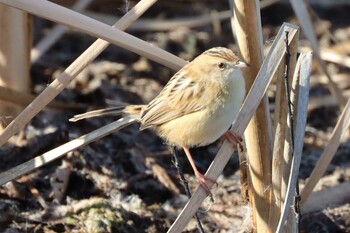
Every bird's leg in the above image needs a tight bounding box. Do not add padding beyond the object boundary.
[183,146,217,197]
[224,131,244,152]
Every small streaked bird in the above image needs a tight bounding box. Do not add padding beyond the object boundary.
[70,47,247,196]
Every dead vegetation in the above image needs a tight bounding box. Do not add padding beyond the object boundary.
[0,0,349,232]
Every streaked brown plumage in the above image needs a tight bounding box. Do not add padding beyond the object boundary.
[70,47,247,196]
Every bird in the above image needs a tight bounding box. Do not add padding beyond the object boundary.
[70,47,247,196]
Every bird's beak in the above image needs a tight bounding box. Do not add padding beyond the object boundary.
[236,60,249,68]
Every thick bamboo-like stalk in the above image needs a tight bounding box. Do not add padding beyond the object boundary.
[168,23,299,233]
[0,4,31,130]
[300,99,350,203]
[232,0,272,231]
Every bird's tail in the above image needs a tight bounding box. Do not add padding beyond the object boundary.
[69,105,144,122]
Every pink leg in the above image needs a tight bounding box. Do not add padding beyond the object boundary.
[224,131,244,152]
[183,146,217,197]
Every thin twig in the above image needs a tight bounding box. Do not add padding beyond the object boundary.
[171,147,205,233]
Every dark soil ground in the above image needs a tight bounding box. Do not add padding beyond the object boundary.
[0,1,350,232]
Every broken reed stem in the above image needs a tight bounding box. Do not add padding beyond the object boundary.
[270,58,286,223]
[282,31,300,233]
[269,29,299,231]
[276,52,312,233]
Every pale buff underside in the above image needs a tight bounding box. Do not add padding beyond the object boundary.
[154,70,245,147]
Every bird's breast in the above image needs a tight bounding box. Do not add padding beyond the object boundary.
[157,71,245,148]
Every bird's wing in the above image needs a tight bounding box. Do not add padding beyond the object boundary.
[140,71,209,129]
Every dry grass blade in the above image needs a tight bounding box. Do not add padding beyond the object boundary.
[0,116,136,186]
[300,99,350,204]
[31,0,93,63]
[289,0,347,109]
[0,0,186,147]
[167,23,299,233]
[276,52,312,233]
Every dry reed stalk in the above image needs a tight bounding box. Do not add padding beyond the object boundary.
[0,4,31,130]
[232,0,272,231]
[0,0,186,147]
[167,23,299,233]
[0,116,136,186]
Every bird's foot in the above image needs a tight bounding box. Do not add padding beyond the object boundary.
[224,131,244,152]
[195,171,217,201]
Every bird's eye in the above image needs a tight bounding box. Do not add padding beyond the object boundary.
[218,62,226,69]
